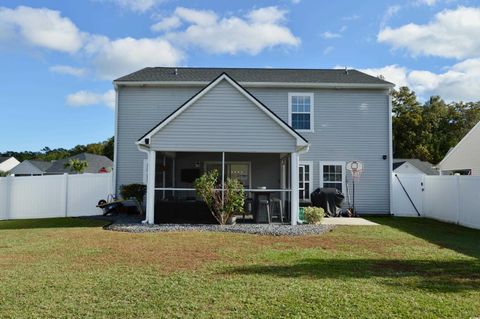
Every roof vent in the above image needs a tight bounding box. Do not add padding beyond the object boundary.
[173,68,178,75]
[344,67,348,75]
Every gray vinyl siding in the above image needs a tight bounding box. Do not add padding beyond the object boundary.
[116,86,201,189]
[117,83,390,214]
[249,88,390,214]
[150,80,297,152]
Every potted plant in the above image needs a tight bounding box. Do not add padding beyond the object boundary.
[303,206,325,225]
[194,169,244,225]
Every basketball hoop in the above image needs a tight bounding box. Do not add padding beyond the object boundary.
[346,161,364,216]
[346,161,364,180]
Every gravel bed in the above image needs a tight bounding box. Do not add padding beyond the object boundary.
[106,223,335,236]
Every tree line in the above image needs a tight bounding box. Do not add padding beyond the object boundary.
[393,87,480,164]
[0,137,114,162]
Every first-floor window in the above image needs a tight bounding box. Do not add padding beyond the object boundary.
[299,161,313,201]
[320,161,345,193]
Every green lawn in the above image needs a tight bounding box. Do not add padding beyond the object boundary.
[0,217,479,319]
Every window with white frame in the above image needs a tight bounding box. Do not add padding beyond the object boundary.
[289,93,314,131]
[320,161,345,193]
[299,161,313,201]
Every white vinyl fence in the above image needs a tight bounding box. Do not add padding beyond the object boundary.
[392,173,480,229]
[0,173,113,220]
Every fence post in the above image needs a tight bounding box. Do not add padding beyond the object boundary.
[4,175,13,220]
[421,175,426,217]
[455,175,461,225]
[63,173,69,217]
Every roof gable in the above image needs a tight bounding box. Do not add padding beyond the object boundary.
[438,120,480,168]
[393,159,438,175]
[138,73,309,151]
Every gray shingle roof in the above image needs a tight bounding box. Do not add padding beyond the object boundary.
[393,159,439,175]
[29,160,53,171]
[8,160,52,175]
[0,156,11,164]
[114,67,394,86]
[45,153,113,174]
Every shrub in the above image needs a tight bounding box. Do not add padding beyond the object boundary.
[119,183,147,205]
[194,169,245,225]
[303,206,324,224]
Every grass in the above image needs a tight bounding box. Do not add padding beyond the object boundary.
[0,217,479,318]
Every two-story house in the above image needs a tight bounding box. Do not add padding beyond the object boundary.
[113,67,394,224]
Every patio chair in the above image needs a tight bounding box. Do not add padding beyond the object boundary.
[270,198,284,223]
[243,198,254,222]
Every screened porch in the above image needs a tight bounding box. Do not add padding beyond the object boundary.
[151,151,294,224]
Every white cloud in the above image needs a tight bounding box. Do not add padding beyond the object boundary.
[408,58,480,102]
[321,31,341,39]
[291,0,302,4]
[100,0,165,12]
[414,0,437,6]
[173,7,217,25]
[359,65,409,88]
[154,6,300,55]
[247,6,286,24]
[85,36,183,80]
[49,65,86,77]
[323,46,334,55]
[342,14,360,21]
[66,89,115,109]
[358,60,480,102]
[381,5,401,27]
[0,5,297,80]
[150,15,181,32]
[0,6,85,53]
[378,7,480,59]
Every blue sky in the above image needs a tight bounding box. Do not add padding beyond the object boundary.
[1,0,479,151]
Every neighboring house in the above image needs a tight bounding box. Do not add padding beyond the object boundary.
[393,159,438,175]
[113,67,394,224]
[45,153,113,175]
[0,156,20,173]
[437,121,480,176]
[9,160,52,176]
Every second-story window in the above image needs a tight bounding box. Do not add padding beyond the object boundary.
[288,93,314,132]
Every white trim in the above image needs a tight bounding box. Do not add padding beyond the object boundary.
[388,93,393,214]
[137,74,308,150]
[288,92,314,133]
[437,120,480,168]
[113,88,119,193]
[146,150,156,224]
[115,80,394,89]
[221,152,225,206]
[290,152,299,225]
[319,161,346,192]
[299,161,313,202]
